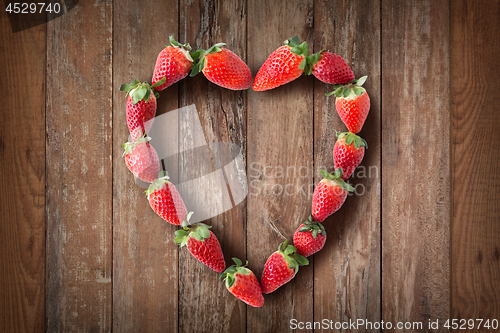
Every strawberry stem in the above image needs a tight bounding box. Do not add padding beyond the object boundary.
[122,130,151,156]
[320,169,355,192]
[189,42,227,77]
[325,76,368,98]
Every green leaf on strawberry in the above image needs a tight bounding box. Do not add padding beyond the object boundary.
[294,253,309,266]
[284,36,310,71]
[120,79,158,105]
[220,258,250,288]
[325,75,368,98]
[174,222,211,247]
[356,75,367,86]
[303,50,325,75]
[189,42,226,77]
[169,35,192,51]
[320,168,355,192]
[151,77,166,89]
[278,240,309,273]
[336,131,368,149]
[298,216,326,240]
[122,130,151,157]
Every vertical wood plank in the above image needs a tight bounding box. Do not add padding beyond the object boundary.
[381,1,450,329]
[45,2,113,331]
[0,12,46,333]
[451,0,500,326]
[178,1,247,331]
[112,0,179,331]
[313,0,381,330]
[247,1,315,331]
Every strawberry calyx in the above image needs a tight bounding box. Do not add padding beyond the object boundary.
[325,75,367,98]
[220,258,252,288]
[168,36,192,50]
[189,42,227,77]
[173,220,208,247]
[284,36,309,70]
[120,78,165,104]
[298,216,326,239]
[145,170,171,196]
[320,168,355,192]
[336,131,368,149]
[168,36,194,63]
[122,130,151,156]
[303,49,326,75]
[277,240,309,274]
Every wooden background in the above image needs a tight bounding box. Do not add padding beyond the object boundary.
[1,0,499,332]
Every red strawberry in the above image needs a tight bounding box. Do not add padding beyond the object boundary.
[305,50,354,84]
[146,171,188,225]
[190,43,252,90]
[220,258,264,307]
[122,131,160,183]
[120,78,165,141]
[293,216,327,257]
[174,222,226,273]
[327,76,370,134]
[252,36,309,91]
[312,169,354,222]
[333,132,367,180]
[260,241,308,294]
[152,36,193,91]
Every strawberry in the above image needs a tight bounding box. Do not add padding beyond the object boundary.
[152,36,194,91]
[304,50,354,84]
[174,222,226,273]
[122,130,160,183]
[190,43,252,90]
[220,258,264,307]
[146,171,188,225]
[120,78,165,141]
[252,36,309,91]
[312,169,354,222]
[293,216,327,257]
[326,76,370,134]
[260,240,308,294]
[333,131,367,180]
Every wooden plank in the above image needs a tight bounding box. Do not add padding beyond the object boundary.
[451,0,500,326]
[45,2,113,331]
[0,12,46,333]
[313,0,381,330]
[177,1,247,332]
[381,0,450,329]
[247,1,314,331]
[112,0,180,331]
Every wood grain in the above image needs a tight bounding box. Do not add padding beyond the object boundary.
[451,0,500,327]
[2,1,500,331]
[0,10,46,333]
[247,1,315,331]
[313,0,381,330]
[112,1,180,332]
[178,1,247,332]
[381,0,450,330]
[45,1,113,331]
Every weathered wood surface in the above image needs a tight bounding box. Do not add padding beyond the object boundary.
[381,0,451,329]
[451,0,500,328]
[177,1,247,332]
[246,1,315,332]
[1,1,499,332]
[313,1,381,331]
[45,1,113,331]
[112,1,179,332]
[0,10,46,333]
